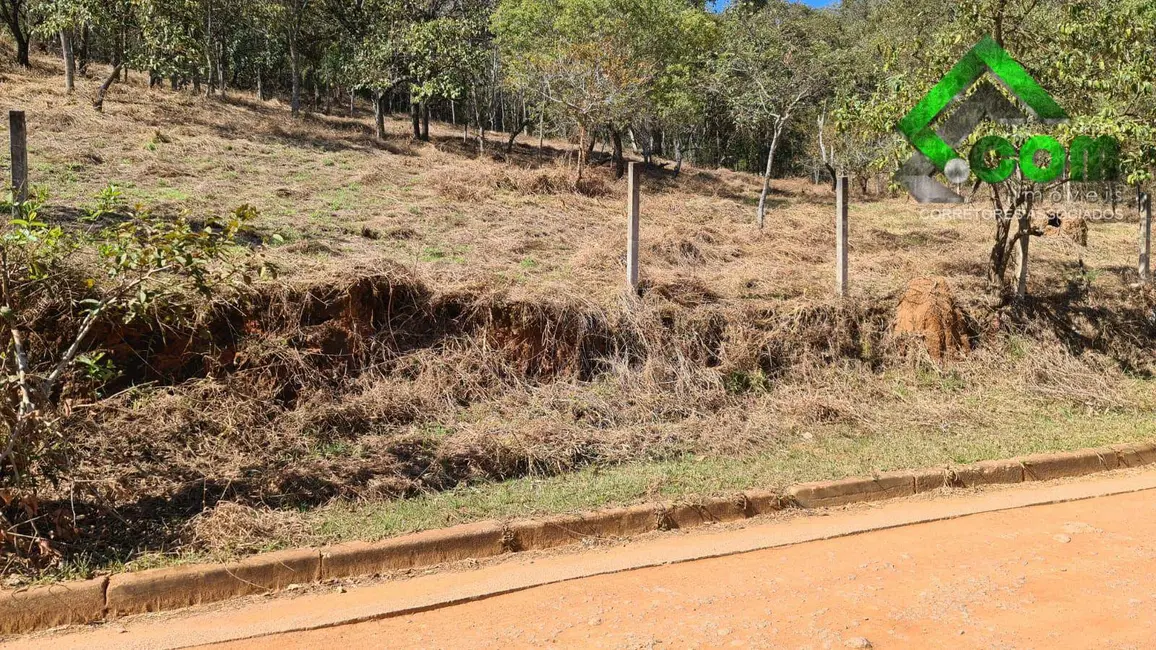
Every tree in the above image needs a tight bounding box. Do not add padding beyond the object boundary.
[405,12,488,142]
[1,0,31,67]
[494,0,702,180]
[619,0,717,178]
[276,0,312,117]
[89,0,137,111]
[0,190,264,487]
[714,1,833,228]
[340,0,409,138]
[31,0,98,93]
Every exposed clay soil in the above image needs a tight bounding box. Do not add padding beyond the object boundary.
[205,484,1156,650]
[894,276,970,361]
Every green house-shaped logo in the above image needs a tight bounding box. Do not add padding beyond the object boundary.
[897,37,1072,203]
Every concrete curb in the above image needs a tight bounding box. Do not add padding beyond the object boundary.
[106,548,321,617]
[0,577,108,635]
[4,441,1155,635]
[321,522,506,580]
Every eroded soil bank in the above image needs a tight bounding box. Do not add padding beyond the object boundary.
[4,263,1155,579]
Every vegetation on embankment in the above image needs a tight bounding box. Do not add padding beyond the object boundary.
[1,53,1155,583]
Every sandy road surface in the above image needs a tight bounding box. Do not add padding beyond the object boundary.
[13,469,1156,650]
[210,487,1156,649]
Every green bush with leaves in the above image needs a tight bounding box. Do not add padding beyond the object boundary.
[0,189,266,488]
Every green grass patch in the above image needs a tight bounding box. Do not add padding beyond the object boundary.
[306,409,1156,543]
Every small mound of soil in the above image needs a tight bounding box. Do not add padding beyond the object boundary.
[1061,216,1089,247]
[894,277,969,361]
[1044,215,1089,247]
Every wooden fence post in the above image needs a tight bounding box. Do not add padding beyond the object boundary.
[1141,192,1152,283]
[9,110,28,213]
[626,162,640,291]
[835,176,848,297]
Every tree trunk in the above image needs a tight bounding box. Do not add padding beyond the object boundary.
[504,109,536,154]
[1,1,30,67]
[576,123,589,181]
[204,4,214,96]
[349,88,356,117]
[538,103,545,151]
[61,29,75,93]
[217,43,227,100]
[78,25,89,74]
[421,103,429,141]
[256,68,264,100]
[471,88,485,154]
[93,59,124,112]
[204,50,214,98]
[410,101,421,140]
[632,126,652,164]
[289,36,301,117]
[13,28,29,68]
[374,90,387,140]
[756,126,783,229]
[610,126,625,179]
[988,216,1013,291]
[1014,213,1032,299]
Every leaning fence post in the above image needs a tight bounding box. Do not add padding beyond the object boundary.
[9,110,28,214]
[626,162,640,291]
[1141,192,1152,283]
[835,176,849,297]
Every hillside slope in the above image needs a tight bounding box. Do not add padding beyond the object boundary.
[1,53,1155,579]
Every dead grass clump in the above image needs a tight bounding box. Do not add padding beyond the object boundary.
[1042,215,1089,247]
[495,166,573,195]
[285,379,428,442]
[184,502,310,555]
[1019,346,1133,411]
[431,167,493,202]
[650,238,706,266]
[651,277,721,306]
[283,240,339,256]
[781,394,853,426]
[894,277,970,362]
[432,159,614,199]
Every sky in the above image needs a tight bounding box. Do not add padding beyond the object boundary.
[707,0,836,10]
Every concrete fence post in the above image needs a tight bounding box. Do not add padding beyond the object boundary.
[9,110,28,214]
[627,162,640,291]
[836,176,849,297]
[1141,192,1152,283]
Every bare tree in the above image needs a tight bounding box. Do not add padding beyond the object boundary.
[715,2,832,228]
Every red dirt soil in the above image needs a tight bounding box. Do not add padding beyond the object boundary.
[200,486,1156,649]
[894,276,969,361]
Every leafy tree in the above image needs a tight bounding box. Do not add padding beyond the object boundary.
[1,0,31,67]
[714,0,834,228]
[276,0,314,117]
[0,190,266,487]
[30,0,97,92]
[494,0,708,180]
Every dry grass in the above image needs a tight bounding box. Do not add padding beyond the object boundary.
[1,53,1155,580]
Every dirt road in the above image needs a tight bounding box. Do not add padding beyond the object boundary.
[214,484,1156,649]
[14,469,1156,650]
